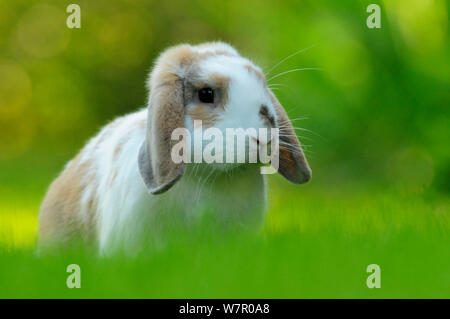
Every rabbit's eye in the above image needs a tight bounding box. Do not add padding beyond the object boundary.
[198,88,214,104]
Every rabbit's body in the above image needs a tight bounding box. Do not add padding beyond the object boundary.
[39,42,310,253]
[40,109,266,252]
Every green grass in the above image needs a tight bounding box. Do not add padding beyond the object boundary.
[0,156,449,298]
[0,222,449,298]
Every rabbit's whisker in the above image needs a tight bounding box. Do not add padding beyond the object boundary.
[268,83,290,88]
[265,44,318,76]
[285,117,309,122]
[278,133,315,142]
[267,68,321,83]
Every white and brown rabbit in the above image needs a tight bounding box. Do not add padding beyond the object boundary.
[39,42,311,253]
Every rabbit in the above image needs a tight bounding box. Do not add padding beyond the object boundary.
[38,42,311,253]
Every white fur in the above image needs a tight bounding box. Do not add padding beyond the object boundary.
[81,109,266,253]
[55,45,280,254]
[184,52,278,168]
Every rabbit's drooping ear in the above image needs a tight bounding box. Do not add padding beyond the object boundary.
[270,90,312,184]
[139,46,193,194]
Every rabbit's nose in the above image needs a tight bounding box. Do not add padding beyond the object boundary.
[251,136,272,147]
[259,105,276,128]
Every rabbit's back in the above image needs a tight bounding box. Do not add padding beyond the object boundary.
[39,107,266,252]
[38,109,148,246]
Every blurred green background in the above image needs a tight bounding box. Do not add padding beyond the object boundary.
[0,0,449,298]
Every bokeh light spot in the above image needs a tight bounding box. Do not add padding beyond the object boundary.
[0,61,32,120]
[312,15,371,91]
[16,4,70,58]
[97,12,150,67]
[384,0,448,54]
[387,148,435,193]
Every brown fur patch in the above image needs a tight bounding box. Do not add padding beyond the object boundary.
[149,45,195,87]
[113,138,124,161]
[210,72,230,89]
[187,104,220,128]
[39,152,98,245]
[245,64,266,84]
[209,72,230,110]
[268,89,311,183]
[140,51,187,193]
[259,104,275,127]
[195,42,238,57]
[214,50,235,57]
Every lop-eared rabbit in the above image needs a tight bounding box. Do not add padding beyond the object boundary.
[39,42,311,253]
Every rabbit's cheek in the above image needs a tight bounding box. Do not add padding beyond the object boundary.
[186,104,220,129]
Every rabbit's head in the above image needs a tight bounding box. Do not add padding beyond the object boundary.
[139,42,311,194]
